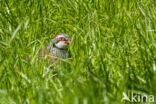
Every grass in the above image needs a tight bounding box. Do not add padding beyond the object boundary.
[0,0,156,104]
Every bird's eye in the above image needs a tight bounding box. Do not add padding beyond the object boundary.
[59,37,65,41]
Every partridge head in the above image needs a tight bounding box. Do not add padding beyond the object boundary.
[42,33,71,59]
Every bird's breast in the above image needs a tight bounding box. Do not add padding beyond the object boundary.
[50,47,69,59]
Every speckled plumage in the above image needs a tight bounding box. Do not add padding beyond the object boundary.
[48,46,71,58]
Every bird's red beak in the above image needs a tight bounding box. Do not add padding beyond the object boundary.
[66,40,71,45]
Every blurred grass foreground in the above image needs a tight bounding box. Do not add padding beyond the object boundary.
[0,0,156,104]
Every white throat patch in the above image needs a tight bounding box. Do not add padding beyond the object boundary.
[55,41,68,49]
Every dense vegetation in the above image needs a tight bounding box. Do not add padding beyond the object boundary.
[0,0,156,104]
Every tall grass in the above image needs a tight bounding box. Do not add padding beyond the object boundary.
[0,0,156,104]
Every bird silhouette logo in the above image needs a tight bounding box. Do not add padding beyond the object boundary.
[121,92,130,102]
